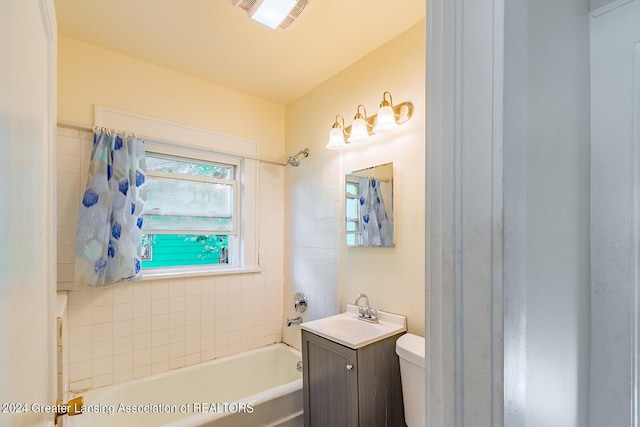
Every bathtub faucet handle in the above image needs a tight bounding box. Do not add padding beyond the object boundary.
[293,292,307,313]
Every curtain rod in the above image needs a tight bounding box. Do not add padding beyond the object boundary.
[57,120,287,166]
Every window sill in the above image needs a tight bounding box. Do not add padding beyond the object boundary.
[141,266,262,281]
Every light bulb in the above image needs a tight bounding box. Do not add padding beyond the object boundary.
[348,118,369,143]
[326,127,347,149]
[373,105,399,133]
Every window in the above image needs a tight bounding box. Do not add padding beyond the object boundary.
[345,179,361,246]
[94,105,260,277]
[141,152,240,272]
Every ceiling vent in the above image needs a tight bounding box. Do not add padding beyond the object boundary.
[233,0,311,29]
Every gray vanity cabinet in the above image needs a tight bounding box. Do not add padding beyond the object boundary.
[302,330,406,427]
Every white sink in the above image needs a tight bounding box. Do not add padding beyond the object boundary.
[321,317,380,337]
[301,304,406,349]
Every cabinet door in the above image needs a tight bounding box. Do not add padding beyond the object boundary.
[302,331,358,427]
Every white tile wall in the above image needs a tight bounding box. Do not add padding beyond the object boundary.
[56,127,91,289]
[56,127,284,391]
[282,151,341,349]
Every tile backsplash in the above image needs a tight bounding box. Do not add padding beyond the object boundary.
[56,126,284,391]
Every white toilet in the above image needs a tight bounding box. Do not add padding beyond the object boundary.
[396,333,425,427]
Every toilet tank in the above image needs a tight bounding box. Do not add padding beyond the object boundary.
[396,333,425,427]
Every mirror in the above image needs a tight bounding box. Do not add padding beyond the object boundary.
[345,162,394,247]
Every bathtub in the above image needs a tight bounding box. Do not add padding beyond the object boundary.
[67,344,303,427]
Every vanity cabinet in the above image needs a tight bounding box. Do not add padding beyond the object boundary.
[302,330,405,427]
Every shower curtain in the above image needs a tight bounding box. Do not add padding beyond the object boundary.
[359,177,392,247]
[75,130,147,286]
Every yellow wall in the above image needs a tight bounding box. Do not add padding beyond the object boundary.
[285,21,426,335]
[58,21,425,337]
[57,35,285,161]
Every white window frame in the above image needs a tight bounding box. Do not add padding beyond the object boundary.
[345,177,363,246]
[144,152,239,236]
[143,151,240,269]
[95,105,260,279]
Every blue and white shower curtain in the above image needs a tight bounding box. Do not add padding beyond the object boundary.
[359,177,392,247]
[75,130,146,287]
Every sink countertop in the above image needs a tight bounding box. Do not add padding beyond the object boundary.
[301,304,407,349]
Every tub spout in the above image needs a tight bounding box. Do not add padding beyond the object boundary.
[287,316,302,326]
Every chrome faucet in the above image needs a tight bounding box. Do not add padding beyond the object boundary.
[286,292,307,327]
[354,293,378,323]
[355,293,369,309]
[287,316,302,326]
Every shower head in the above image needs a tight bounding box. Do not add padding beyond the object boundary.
[286,148,309,167]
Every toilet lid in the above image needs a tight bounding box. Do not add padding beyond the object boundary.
[395,333,425,368]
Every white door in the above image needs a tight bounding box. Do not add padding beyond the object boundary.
[591,1,640,425]
[0,1,57,426]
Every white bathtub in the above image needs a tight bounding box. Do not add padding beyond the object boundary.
[67,344,303,427]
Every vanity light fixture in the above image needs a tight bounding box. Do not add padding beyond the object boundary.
[348,105,371,143]
[373,91,400,133]
[325,91,413,150]
[326,115,348,150]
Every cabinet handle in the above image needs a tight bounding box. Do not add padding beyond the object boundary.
[346,364,353,371]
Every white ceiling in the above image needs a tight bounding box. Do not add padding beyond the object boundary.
[54,0,426,105]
